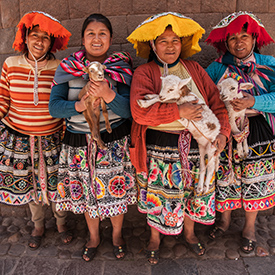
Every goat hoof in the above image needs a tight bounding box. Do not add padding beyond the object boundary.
[106,127,112,134]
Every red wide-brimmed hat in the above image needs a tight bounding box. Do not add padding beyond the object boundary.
[13,11,71,53]
[206,11,274,53]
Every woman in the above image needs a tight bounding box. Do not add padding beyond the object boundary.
[0,11,71,249]
[127,12,230,264]
[206,11,275,253]
[49,13,136,262]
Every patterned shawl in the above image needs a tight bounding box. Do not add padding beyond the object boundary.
[216,51,275,134]
[52,50,133,87]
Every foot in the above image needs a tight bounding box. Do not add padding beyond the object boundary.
[57,224,73,244]
[83,238,100,262]
[209,225,225,240]
[113,236,126,259]
[28,227,44,250]
[185,235,205,256]
[241,237,256,254]
[146,240,160,265]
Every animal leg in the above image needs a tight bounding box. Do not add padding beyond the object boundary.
[243,138,249,158]
[203,144,216,194]
[137,96,160,108]
[197,145,206,195]
[101,99,112,133]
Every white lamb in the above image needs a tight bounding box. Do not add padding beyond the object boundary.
[137,75,221,194]
[217,77,253,159]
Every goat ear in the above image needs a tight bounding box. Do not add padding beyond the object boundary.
[83,67,89,73]
[180,77,192,87]
[102,65,106,70]
[239,82,254,90]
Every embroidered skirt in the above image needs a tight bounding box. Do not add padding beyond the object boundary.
[56,120,137,219]
[137,129,215,235]
[216,115,275,212]
[0,122,62,205]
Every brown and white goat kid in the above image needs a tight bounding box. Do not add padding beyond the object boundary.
[78,61,112,149]
[137,75,220,194]
[217,77,253,159]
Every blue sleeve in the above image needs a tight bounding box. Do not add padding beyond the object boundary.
[49,82,80,118]
[253,78,275,112]
[205,62,226,84]
[107,82,131,118]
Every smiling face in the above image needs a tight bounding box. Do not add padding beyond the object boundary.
[227,29,254,60]
[26,26,52,60]
[154,26,182,64]
[82,21,112,62]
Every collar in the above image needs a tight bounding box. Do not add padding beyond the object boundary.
[153,55,180,68]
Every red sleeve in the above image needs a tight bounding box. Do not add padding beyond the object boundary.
[130,62,180,127]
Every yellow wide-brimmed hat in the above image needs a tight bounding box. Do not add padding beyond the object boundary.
[127,12,205,59]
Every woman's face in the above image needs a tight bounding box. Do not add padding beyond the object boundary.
[82,21,112,62]
[154,27,182,64]
[227,30,254,59]
[26,26,51,60]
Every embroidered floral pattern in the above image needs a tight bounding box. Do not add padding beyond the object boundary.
[108,176,126,198]
[70,180,83,200]
[57,182,66,198]
[96,177,105,199]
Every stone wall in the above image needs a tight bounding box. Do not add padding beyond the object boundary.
[0,0,275,69]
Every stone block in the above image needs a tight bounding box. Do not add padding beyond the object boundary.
[201,0,236,13]
[8,243,25,256]
[126,14,151,36]
[259,14,275,45]
[167,0,201,13]
[100,0,131,15]
[109,16,128,44]
[237,0,269,13]
[132,0,167,14]
[60,19,84,48]
[0,0,20,28]
[270,1,275,12]
[0,27,16,54]
[68,0,100,19]
[19,0,69,21]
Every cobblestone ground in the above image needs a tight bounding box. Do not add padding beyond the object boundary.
[0,205,275,274]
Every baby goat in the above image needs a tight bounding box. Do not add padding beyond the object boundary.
[217,76,253,159]
[78,61,112,149]
[137,75,220,194]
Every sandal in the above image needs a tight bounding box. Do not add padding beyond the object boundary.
[145,249,159,265]
[209,225,225,240]
[113,244,127,260]
[59,230,73,245]
[28,235,43,250]
[241,237,256,254]
[187,242,205,256]
[82,246,98,262]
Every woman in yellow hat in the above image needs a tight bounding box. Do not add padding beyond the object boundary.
[128,12,230,264]
[0,11,71,250]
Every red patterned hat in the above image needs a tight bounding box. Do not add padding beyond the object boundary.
[206,11,274,53]
[13,11,71,53]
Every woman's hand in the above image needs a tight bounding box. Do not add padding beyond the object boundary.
[75,91,89,112]
[212,134,227,156]
[178,99,204,121]
[231,92,255,112]
[88,79,116,103]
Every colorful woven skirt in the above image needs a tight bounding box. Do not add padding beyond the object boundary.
[216,115,275,212]
[0,122,62,205]
[56,121,137,219]
[137,129,215,235]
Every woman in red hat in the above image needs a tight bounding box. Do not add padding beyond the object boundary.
[0,11,71,250]
[206,11,275,254]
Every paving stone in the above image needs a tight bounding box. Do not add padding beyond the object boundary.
[257,229,269,239]
[8,244,25,256]
[139,230,150,241]
[122,227,133,238]
[38,245,58,257]
[0,243,11,256]
[58,261,78,275]
[8,232,22,243]
[132,226,145,236]
[7,224,19,233]
[59,249,71,259]
[2,217,12,227]
[159,247,173,259]
[243,256,275,275]
[224,239,239,250]
[270,247,275,255]
[267,239,275,247]
[0,225,6,233]
[270,230,275,239]
[173,243,188,258]
[2,258,19,275]
[225,248,240,260]
[71,250,83,259]
[20,225,32,235]
[162,235,177,248]
[206,248,225,259]
[267,224,275,230]
[128,236,144,254]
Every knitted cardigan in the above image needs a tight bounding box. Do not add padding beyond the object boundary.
[130,59,231,173]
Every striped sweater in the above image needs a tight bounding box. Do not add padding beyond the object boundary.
[0,55,63,136]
